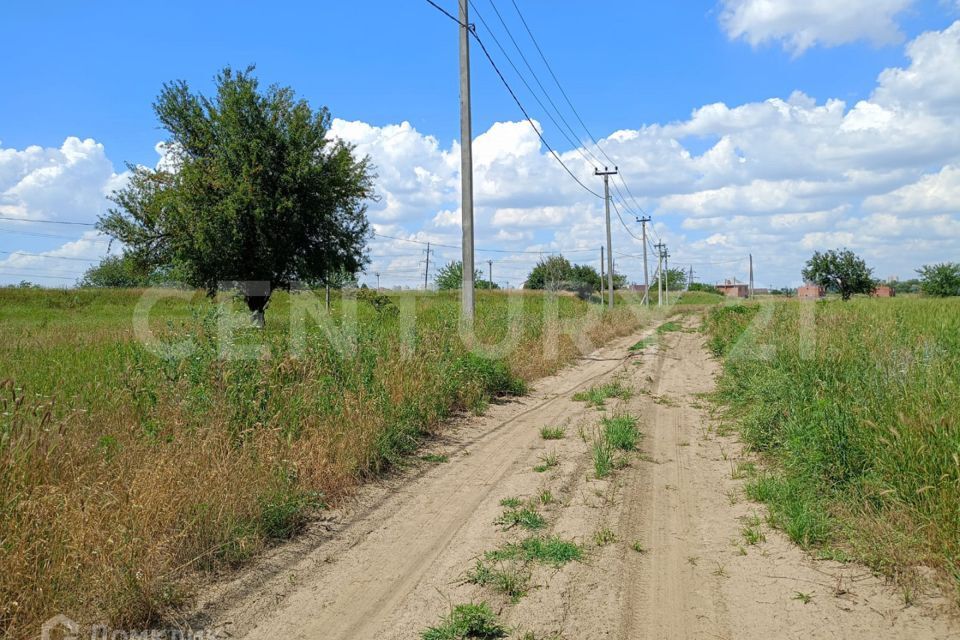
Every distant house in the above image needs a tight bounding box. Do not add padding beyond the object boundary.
[716,280,749,298]
[873,285,896,297]
[797,284,825,300]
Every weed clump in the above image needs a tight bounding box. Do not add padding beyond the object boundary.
[572,378,632,407]
[421,602,508,639]
[602,413,641,451]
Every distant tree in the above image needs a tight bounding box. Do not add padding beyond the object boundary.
[917,263,960,297]
[79,254,157,288]
[801,249,875,301]
[659,268,686,292]
[98,66,376,326]
[14,280,41,289]
[524,256,572,291]
[891,278,922,295]
[688,282,720,295]
[434,260,497,290]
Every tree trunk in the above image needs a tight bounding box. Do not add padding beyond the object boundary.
[245,294,270,328]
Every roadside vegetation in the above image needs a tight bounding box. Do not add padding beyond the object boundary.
[707,298,960,600]
[0,286,651,638]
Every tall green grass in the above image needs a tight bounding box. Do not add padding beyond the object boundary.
[0,287,651,638]
[707,299,960,600]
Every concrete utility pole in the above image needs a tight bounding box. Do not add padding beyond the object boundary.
[600,246,604,292]
[423,242,432,290]
[638,216,651,306]
[459,0,475,322]
[595,167,618,309]
[654,242,665,307]
[749,253,755,298]
[488,259,492,289]
[664,248,671,305]
[688,265,694,291]
[375,272,380,292]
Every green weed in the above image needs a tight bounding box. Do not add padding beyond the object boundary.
[486,536,583,568]
[539,426,565,440]
[602,413,641,451]
[496,506,546,531]
[572,379,632,407]
[421,602,508,639]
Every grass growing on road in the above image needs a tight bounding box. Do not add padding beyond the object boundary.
[421,602,508,639]
[707,298,960,599]
[466,561,531,603]
[539,426,565,440]
[602,413,641,451]
[572,378,632,407]
[0,287,651,637]
[496,505,546,531]
[486,536,583,568]
[533,451,560,473]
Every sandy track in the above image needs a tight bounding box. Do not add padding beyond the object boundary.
[195,319,957,639]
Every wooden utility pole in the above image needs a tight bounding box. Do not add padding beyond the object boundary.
[459,0,475,322]
[595,167,618,309]
[638,216,651,306]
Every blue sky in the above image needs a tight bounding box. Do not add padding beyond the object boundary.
[2,0,960,288]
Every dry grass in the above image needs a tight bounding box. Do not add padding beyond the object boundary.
[0,287,656,638]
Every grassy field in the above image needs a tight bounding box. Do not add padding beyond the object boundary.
[0,286,656,638]
[707,298,960,602]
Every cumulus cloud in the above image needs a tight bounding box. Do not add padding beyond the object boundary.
[6,22,960,287]
[719,0,916,55]
[0,137,128,223]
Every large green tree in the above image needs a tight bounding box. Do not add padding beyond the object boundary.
[434,261,497,290]
[99,66,376,324]
[801,249,875,301]
[917,262,960,297]
[524,256,610,295]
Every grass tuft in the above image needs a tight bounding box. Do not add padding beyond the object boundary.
[572,378,632,407]
[421,602,508,639]
[602,413,641,451]
[486,536,583,568]
[496,506,546,531]
[539,426,565,440]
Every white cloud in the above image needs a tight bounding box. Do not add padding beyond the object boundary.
[864,164,960,214]
[7,22,960,288]
[0,137,128,223]
[719,0,916,55]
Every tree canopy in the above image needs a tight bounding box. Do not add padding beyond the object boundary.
[434,261,498,290]
[801,249,875,300]
[917,262,960,297]
[98,66,375,321]
[524,256,616,295]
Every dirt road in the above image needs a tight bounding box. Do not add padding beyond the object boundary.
[194,320,957,639]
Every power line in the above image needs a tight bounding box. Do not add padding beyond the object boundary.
[506,0,652,220]
[424,0,603,200]
[0,215,96,226]
[0,250,100,263]
[372,231,594,254]
[477,0,602,168]
[0,271,78,281]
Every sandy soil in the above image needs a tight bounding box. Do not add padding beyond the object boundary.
[190,319,957,639]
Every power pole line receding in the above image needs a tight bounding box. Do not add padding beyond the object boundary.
[638,216,651,306]
[596,167,618,309]
[460,0,476,323]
